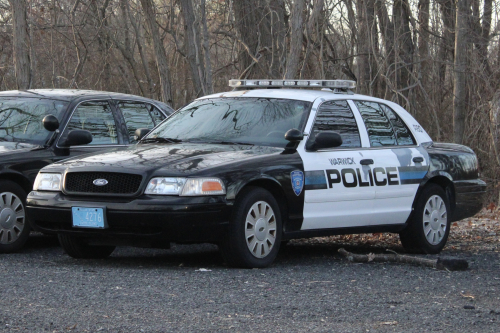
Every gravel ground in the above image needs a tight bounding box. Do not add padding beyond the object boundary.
[0,211,499,333]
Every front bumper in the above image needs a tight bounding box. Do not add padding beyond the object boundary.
[26,191,232,246]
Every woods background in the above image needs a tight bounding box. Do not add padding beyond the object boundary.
[1,0,500,201]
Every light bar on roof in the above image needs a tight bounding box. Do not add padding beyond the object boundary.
[229,79,356,90]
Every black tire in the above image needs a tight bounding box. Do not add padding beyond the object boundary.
[220,187,282,268]
[399,184,451,254]
[58,234,115,259]
[0,180,31,253]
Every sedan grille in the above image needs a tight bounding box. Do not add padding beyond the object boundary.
[65,172,143,195]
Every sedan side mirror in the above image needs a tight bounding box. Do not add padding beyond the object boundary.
[135,128,151,141]
[306,132,343,151]
[285,128,304,142]
[60,130,93,147]
[42,115,59,132]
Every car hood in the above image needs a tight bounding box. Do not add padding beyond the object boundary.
[51,143,283,175]
[0,142,42,155]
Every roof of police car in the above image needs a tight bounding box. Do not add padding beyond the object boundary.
[199,88,381,103]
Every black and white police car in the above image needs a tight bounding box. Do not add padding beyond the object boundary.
[26,80,486,268]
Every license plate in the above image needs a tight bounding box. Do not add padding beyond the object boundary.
[72,207,107,229]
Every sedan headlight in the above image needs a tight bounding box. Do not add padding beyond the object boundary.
[33,173,62,191]
[145,177,226,196]
[145,178,186,195]
[180,178,226,196]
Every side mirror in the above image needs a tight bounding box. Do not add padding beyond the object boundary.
[42,115,59,132]
[284,128,304,142]
[60,130,93,147]
[306,131,343,151]
[134,128,151,141]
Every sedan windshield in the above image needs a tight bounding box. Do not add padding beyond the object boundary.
[147,98,311,148]
[0,97,68,145]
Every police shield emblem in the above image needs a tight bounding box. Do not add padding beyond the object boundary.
[290,170,304,196]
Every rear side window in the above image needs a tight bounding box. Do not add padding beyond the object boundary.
[118,102,155,143]
[355,101,397,146]
[309,100,361,148]
[380,104,416,145]
[148,105,167,124]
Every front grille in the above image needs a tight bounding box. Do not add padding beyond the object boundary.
[65,172,143,195]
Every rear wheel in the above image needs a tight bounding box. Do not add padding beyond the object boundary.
[399,184,450,254]
[220,187,282,268]
[58,234,115,259]
[0,180,31,253]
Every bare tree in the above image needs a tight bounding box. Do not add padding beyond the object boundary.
[8,0,30,89]
[285,0,306,79]
[139,0,173,105]
[453,0,468,144]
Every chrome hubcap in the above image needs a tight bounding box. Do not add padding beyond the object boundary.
[245,201,277,258]
[0,192,25,244]
[423,195,447,245]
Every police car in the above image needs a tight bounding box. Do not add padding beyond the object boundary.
[26,80,486,268]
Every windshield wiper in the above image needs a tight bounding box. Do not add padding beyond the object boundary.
[139,137,182,144]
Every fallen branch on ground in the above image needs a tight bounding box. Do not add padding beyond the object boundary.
[338,248,468,271]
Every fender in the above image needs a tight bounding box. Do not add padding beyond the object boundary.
[0,170,33,193]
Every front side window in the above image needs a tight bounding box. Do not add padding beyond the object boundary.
[118,102,155,143]
[64,101,118,145]
[309,100,361,148]
[148,98,311,148]
[0,97,68,145]
[355,101,397,147]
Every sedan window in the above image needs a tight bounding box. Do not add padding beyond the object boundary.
[309,100,361,148]
[64,101,118,145]
[118,102,155,143]
[0,97,68,145]
[355,101,397,147]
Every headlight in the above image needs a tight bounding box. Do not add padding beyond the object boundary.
[144,177,226,196]
[33,173,62,191]
[145,177,186,195]
[180,178,226,196]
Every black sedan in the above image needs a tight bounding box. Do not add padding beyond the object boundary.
[0,89,173,253]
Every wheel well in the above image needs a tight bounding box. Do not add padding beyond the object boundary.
[0,173,32,194]
[425,176,456,213]
[237,179,288,226]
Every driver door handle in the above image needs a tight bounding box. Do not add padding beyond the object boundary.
[360,159,374,165]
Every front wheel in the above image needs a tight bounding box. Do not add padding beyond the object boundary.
[399,184,451,254]
[0,180,31,253]
[220,187,282,268]
[58,234,115,259]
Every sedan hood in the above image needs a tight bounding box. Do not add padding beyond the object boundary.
[0,141,42,155]
[52,143,282,175]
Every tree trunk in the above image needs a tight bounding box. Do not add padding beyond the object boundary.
[453,0,468,144]
[232,0,283,79]
[9,0,31,89]
[285,0,306,79]
[437,0,455,84]
[200,0,213,94]
[140,0,173,106]
[418,0,429,88]
[179,0,206,97]
[393,0,414,103]
[356,0,376,95]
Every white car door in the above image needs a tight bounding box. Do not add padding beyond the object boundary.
[297,99,375,229]
[352,100,427,225]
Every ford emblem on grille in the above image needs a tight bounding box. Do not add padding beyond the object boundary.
[93,179,109,186]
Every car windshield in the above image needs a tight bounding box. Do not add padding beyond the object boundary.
[0,97,68,145]
[147,97,311,148]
